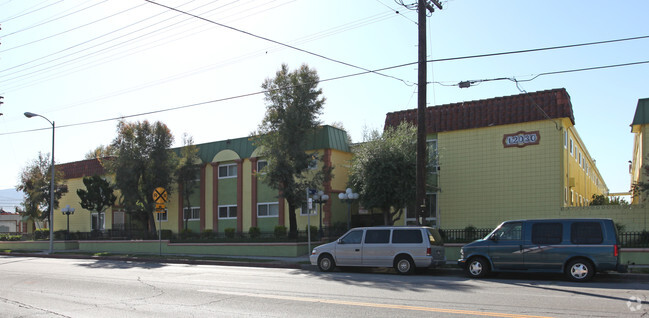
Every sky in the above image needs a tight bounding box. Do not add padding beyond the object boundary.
[1,0,648,209]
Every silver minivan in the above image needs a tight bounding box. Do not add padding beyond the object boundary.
[309,226,445,274]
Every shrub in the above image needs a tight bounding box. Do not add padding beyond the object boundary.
[54,230,67,240]
[0,234,21,241]
[34,229,49,240]
[305,225,318,240]
[464,225,477,241]
[224,228,236,239]
[161,230,173,240]
[274,225,287,238]
[249,227,261,238]
[179,229,195,240]
[201,230,215,240]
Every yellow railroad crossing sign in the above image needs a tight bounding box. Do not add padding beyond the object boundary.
[153,187,168,204]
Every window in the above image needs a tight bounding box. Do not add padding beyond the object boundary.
[578,151,582,165]
[364,229,390,244]
[564,131,568,148]
[257,202,279,217]
[91,212,105,230]
[427,139,439,173]
[571,222,603,244]
[392,230,423,244]
[564,187,568,204]
[492,222,522,241]
[218,205,237,219]
[183,207,200,220]
[532,223,562,244]
[340,229,363,244]
[218,164,237,179]
[257,160,268,173]
[156,210,167,221]
[406,193,437,226]
[569,138,574,156]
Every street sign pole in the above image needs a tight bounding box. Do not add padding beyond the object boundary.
[153,188,168,256]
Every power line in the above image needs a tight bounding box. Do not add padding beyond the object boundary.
[453,60,649,88]
[3,58,647,137]
[144,0,416,86]
[2,1,108,38]
[0,0,63,24]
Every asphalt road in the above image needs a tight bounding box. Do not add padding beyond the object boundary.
[0,256,647,317]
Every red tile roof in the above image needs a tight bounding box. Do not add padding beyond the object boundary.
[384,88,575,133]
[58,158,110,179]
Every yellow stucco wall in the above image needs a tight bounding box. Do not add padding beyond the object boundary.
[438,120,563,228]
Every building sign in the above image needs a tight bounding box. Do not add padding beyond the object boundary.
[503,131,540,148]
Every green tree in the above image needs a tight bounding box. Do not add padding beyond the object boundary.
[253,63,329,238]
[349,122,419,225]
[16,152,68,229]
[76,175,117,231]
[108,120,177,233]
[590,194,629,206]
[84,144,116,160]
[176,134,201,231]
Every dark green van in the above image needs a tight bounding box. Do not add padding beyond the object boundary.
[457,218,627,281]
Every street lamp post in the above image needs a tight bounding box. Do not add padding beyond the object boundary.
[338,188,359,230]
[61,205,75,240]
[311,190,329,239]
[24,112,55,254]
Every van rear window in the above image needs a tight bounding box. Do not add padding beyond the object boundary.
[392,230,423,244]
[571,222,603,244]
[532,223,562,244]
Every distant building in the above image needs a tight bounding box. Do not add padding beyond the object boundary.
[55,125,353,235]
[0,209,27,233]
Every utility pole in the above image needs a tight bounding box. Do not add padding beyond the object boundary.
[416,0,441,225]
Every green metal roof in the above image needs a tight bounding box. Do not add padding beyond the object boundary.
[174,125,351,164]
[631,98,649,127]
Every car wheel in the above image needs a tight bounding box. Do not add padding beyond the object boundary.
[394,256,415,275]
[318,254,335,272]
[466,257,490,278]
[566,259,594,282]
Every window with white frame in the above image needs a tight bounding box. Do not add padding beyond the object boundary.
[218,205,237,219]
[564,131,568,148]
[406,193,438,226]
[569,138,574,156]
[257,202,279,217]
[183,207,200,220]
[299,206,316,215]
[91,212,105,230]
[427,139,439,173]
[257,160,268,173]
[156,210,167,221]
[218,164,237,179]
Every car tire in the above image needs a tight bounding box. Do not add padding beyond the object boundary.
[466,257,490,278]
[318,254,336,272]
[565,259,594,282]
[394,256,415,275]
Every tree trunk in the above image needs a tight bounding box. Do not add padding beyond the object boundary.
[383,208,391,226]
[288,204,298,238]
[147,211,156,235]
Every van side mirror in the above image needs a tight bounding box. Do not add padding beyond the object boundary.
[337,239,343,244]
[489,233,498,241]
